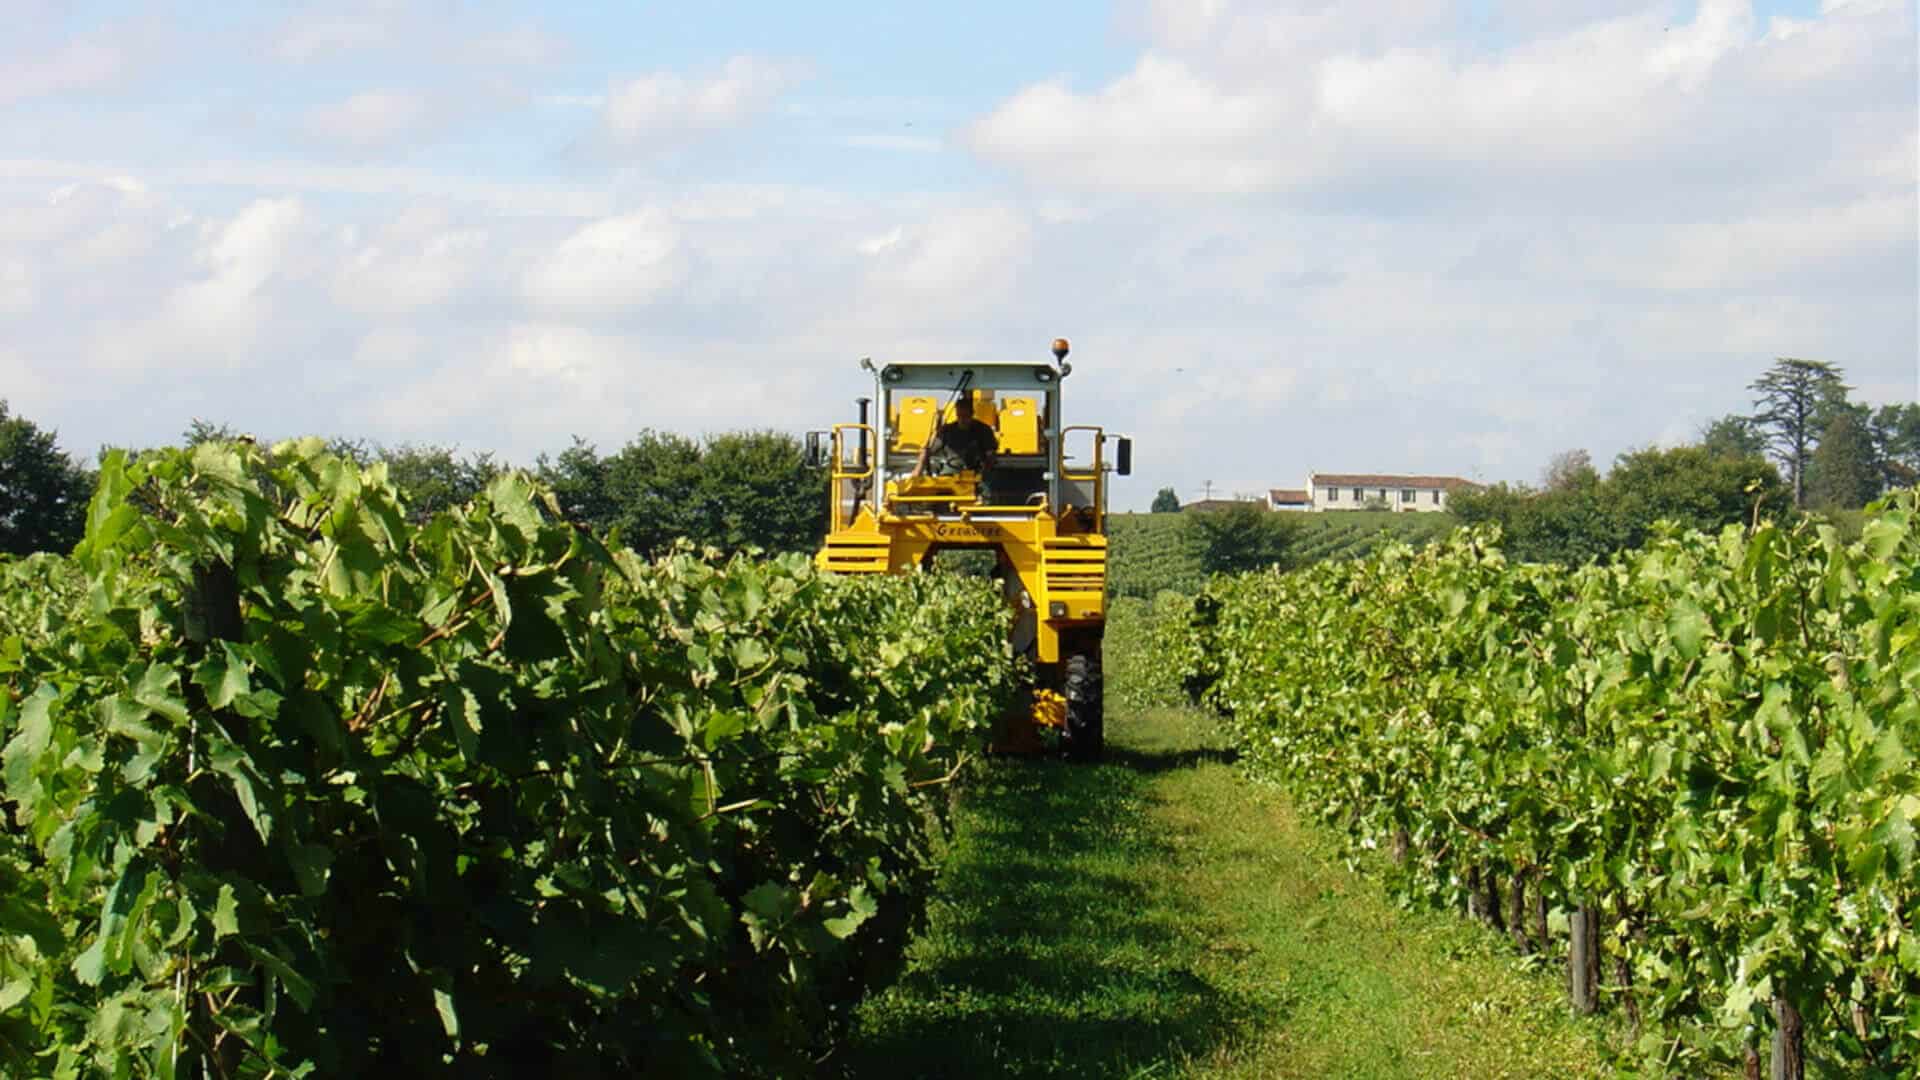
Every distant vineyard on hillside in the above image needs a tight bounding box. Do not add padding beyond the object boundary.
[1286,510,1459,563]
[1106,513,1206,598]
[1108,510,1459,597]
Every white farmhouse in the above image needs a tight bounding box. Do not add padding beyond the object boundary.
[1269,473,1477,513]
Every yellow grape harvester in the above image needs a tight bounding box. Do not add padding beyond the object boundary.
[806,339,1132,759]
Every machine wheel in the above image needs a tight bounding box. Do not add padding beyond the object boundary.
[1064,651,1104,762]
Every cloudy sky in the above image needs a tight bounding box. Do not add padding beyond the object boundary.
[3,0,1914,508]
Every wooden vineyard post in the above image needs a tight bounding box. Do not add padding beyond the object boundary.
[1569,903,1599,1014]
[1508,870,1533,954]
[1609,900,1640,1033]
[1482,868,1503,932]
[1530,883,1548,960]
[1464,864,1505,931]
[1611,952,1639,1032]
[1770,997,1804,1080]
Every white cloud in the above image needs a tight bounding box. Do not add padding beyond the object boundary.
[271,6,572,68]
[1139,0,1459,68]
[1822,0,1903,13]
[0,38,123,105]
[977,0,1913,209]
[43,195,309,383]
[351,325,432,371]
[349,324,832,463]
[195,200,305,296]
[0,345,29,393]
[458,25,569,66]
[602,56,799,148]
[0,157,612,217]
[160,198,307,360]
[272,13,392,63]
[1479,0,1665,38]
[848,206,1033,327]
[0,1,1908,509]
[332,210,489,315]
[970,57,1293,194]
[0,258,35,314]
[305,90,436,148]
[359,324,628,449]
[2,161,1907,504]
[857,226,904,255]
[1585,195,1916,292]
[835,134,944,153]
[522,210,687,314]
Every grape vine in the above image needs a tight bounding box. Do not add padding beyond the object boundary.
[0,440,1015,1077]
[1177,495,1920,1074]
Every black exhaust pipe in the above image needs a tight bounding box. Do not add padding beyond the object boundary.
[855,397,870,471]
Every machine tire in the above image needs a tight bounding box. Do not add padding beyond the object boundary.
[1064,651,1104,762]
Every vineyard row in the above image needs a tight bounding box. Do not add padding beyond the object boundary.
[1175,497,1920,1076]
[0,440,1016,1078]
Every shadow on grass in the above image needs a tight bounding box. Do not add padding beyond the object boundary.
[839,748,1266,1078]
[1105,744,1239,775]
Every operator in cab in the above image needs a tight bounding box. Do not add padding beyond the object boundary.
[910,397,997,482]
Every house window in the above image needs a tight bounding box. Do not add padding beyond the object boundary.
[1430,490,1441,504]
[1376,489,1387,501]
[1324,487,1338,502]
[1352,488,1363,502]
[1401,489,1415,502]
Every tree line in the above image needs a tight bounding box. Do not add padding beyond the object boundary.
[1137,357,1916,574]
[1452,358,1919,565]
[6,355,1911,565]
[0,409,826,559]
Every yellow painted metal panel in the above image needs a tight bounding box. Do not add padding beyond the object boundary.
[997,396,1041,454]
[890,395,939,451]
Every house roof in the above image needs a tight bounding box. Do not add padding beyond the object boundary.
[1183,499,1262,512]
[1268,488,1310,503]
[1310,473,1477,491]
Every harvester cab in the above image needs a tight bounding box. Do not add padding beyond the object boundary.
[808,339,1132,759]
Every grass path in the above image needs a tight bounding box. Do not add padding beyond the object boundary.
[840,706,1611,1078]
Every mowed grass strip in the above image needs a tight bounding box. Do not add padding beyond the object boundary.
[841,723,1259,1077]
[841,706,1612,1079]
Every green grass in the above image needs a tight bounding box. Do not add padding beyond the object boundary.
[839,706,1612,1079]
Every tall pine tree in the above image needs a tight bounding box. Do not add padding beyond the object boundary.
[1749,358,1849,508]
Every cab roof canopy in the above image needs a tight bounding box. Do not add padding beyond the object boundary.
[877,361,1063,390]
